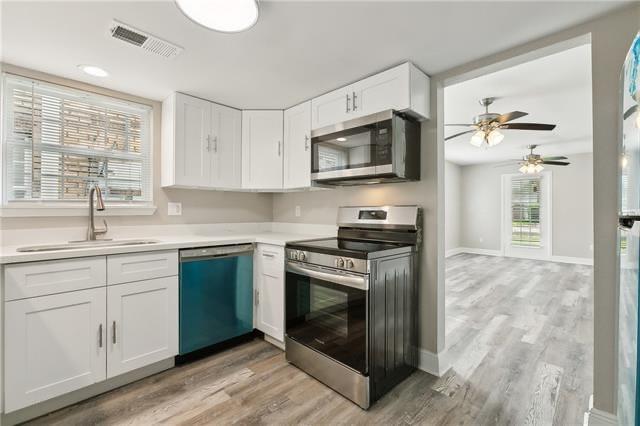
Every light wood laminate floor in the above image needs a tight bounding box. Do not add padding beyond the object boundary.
[27,254,593,425]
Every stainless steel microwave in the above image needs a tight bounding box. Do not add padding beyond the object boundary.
[310,110,420,186]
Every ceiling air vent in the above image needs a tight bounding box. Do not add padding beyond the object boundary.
[109,20,183,59]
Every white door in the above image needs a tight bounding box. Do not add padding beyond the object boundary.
[4,288,107,412]
[174,93,211,187]
[211,103,242,188]
[242,110,284,189]
[107,277,178,378]
[351,63,410,119]
[502,173,552,260]
[255,246,284,341]
[284,101,312,189]
[311,86,352,130]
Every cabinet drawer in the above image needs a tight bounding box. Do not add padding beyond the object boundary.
[107,250,178,285]
[257,245,284,277]
[4,257,106,301]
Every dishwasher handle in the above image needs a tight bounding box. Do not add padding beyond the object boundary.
[180,243,254,261]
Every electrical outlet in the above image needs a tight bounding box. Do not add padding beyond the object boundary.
[295,206,301,217]
[168,202,182,216]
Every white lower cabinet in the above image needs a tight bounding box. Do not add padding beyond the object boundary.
[4,287,107,412]
[3,252,179,413]
[254,244,285,342]
[107,276,179,378]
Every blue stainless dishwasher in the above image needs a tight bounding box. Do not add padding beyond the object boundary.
[179,244,254,355]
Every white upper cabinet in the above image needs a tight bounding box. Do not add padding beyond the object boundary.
[161,93,241,189]
[284,101,312,189]
[211,103,242,188]
[242,110,284,190]
[311,62,430,130]
[310,86,353,131]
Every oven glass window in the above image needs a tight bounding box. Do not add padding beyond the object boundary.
[286,271,367,374]
[312,119,392,175]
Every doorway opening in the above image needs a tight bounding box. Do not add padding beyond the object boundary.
[441,41,594,424]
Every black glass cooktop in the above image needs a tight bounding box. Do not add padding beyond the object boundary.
[288,238,410,259]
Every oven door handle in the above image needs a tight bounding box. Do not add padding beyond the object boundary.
[286,262,369,291]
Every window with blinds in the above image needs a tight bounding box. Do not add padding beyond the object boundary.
[2,74,152,205]
[511,177,541,247]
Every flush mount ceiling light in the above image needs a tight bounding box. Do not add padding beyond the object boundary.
[175,0,259,33]
[77,65,109,77]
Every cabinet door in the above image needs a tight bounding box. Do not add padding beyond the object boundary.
[284,101,312,189]
[242,110,284,189]
[351,63,410,119]
[310,86,352,130]
[211,103,242,188]
[174,93,212,187]
[4,288,106,412]
[107,277,178,378]
[255,246,285,341]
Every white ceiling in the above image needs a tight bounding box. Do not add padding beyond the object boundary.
[444,44,593,166]
[0,1,627,110]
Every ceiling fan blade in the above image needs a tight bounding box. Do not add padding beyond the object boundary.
[445,130,475,141]
[624,104,638,120]
[492,160,522,168]
[541,161,570,166]
[541,156,568,161]
[445,124,475,127]
[496,111,528,123]
[500,123,556,131]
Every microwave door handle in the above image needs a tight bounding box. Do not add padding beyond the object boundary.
[286,262,368,291]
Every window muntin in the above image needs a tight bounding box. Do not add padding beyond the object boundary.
[511,176,541,247]
[2,74,152,205]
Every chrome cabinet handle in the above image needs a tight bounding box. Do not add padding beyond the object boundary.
[304,135,310,151]
[254,289,259,306]
[98,323,103,348]
[112,321,117,344]
[346,94,351,113]
[352,91,357,111]
[206,135,211,152]
[213,136,218,153]
[277,141,281,156]
[262,252,276,258]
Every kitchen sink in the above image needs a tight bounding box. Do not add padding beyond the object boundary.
[16,239,161,253]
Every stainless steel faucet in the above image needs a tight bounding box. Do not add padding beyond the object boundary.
[87,185,108,241]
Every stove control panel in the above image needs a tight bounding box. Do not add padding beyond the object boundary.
[334,257,355,270]
[285,248,368,274]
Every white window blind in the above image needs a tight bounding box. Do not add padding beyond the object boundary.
[2,74,152,205]
[511,177,541,247]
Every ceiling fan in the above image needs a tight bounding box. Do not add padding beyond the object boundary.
[445,97,557,147]
[496,144,570,174]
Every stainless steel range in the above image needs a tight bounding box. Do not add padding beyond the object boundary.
[284,205,421,409]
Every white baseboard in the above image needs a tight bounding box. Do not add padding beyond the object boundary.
[448,248,593,265]
[585,407,616,426]
[445,247,465,258]
[550,255,593,266]
[417,348,450,377]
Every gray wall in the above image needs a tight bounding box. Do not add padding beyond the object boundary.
[0,64,273,231]
[434,5,639,415]
[453,153,594,259]
[444,161,461,253]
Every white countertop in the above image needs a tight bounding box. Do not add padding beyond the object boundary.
[0,231,331,264]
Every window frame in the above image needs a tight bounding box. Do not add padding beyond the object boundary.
[0,72,157,217]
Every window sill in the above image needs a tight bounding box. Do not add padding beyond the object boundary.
[0,204,157,217]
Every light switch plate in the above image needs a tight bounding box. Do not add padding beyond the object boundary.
[295,206,301,217]
[168,202,182,216]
